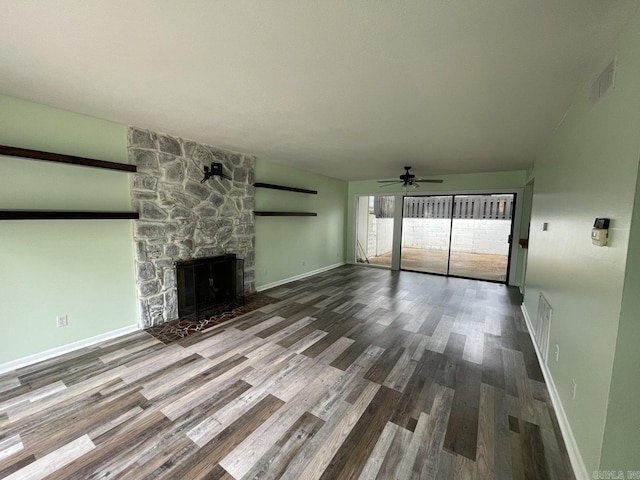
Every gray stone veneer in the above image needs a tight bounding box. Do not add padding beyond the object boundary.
[128,127,255,327]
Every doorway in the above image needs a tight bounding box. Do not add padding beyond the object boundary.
[355,195,395,268]
[400,194,515,282]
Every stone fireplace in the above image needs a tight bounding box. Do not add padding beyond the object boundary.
[128,127,255,328]
[175,254,244,320]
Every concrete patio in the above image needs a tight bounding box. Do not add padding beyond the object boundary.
[364,247,509,282]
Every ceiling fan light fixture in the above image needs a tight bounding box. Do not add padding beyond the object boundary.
[377,166,443,189]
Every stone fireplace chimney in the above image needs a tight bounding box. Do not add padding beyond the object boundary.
[128,127,255,328]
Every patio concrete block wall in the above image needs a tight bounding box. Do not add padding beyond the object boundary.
[366,218,511,257]
[368,215,394,256]
[450,219,511,254]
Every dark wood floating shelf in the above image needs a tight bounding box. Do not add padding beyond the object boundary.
[254,183,317,195]
[0,211,140,220]
[0,145,137,172]
[254,211,317,217]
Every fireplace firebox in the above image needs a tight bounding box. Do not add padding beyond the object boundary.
[176,254,244,320]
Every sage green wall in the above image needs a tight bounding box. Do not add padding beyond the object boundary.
[523,12,640,472]
[0,95,138,364]
[600,154,640,470]
[254,158,347,288]
[346,170,527,268]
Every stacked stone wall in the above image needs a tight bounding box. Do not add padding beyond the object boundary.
[128,127,255,327]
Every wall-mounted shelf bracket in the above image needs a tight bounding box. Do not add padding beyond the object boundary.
[254,183,317,195]
[0,145,137,172]
[0,211,140,220]
[254,211,317,217]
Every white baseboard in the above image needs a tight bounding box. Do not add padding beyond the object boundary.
[0,324,139,375]
[256,262,345,292]
[521,301,535,337]
[520,303,588,480]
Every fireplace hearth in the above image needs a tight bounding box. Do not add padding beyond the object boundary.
[176,254,244,320]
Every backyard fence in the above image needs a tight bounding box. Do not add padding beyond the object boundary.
[374,195,513,220]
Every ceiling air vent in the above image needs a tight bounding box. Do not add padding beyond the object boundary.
[592,59,616,102]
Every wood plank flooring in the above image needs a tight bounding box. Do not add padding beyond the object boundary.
[0,265,575,479]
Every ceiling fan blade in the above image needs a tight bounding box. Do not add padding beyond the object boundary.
[378,167,442,187]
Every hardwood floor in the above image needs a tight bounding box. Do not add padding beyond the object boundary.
[0,265,575,479]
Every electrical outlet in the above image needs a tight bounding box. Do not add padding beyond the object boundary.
[555,344,560,362]
[571,379,577,400]
[56,315,68,328]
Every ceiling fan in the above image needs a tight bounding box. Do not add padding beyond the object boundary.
[377,166,443,188]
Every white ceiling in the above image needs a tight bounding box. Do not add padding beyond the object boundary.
[1,1,637,180]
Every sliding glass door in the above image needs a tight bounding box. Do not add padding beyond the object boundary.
[400,196,451,274]
[355,195,395,267]
[449,195,514,281]
[400,194,514,282]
